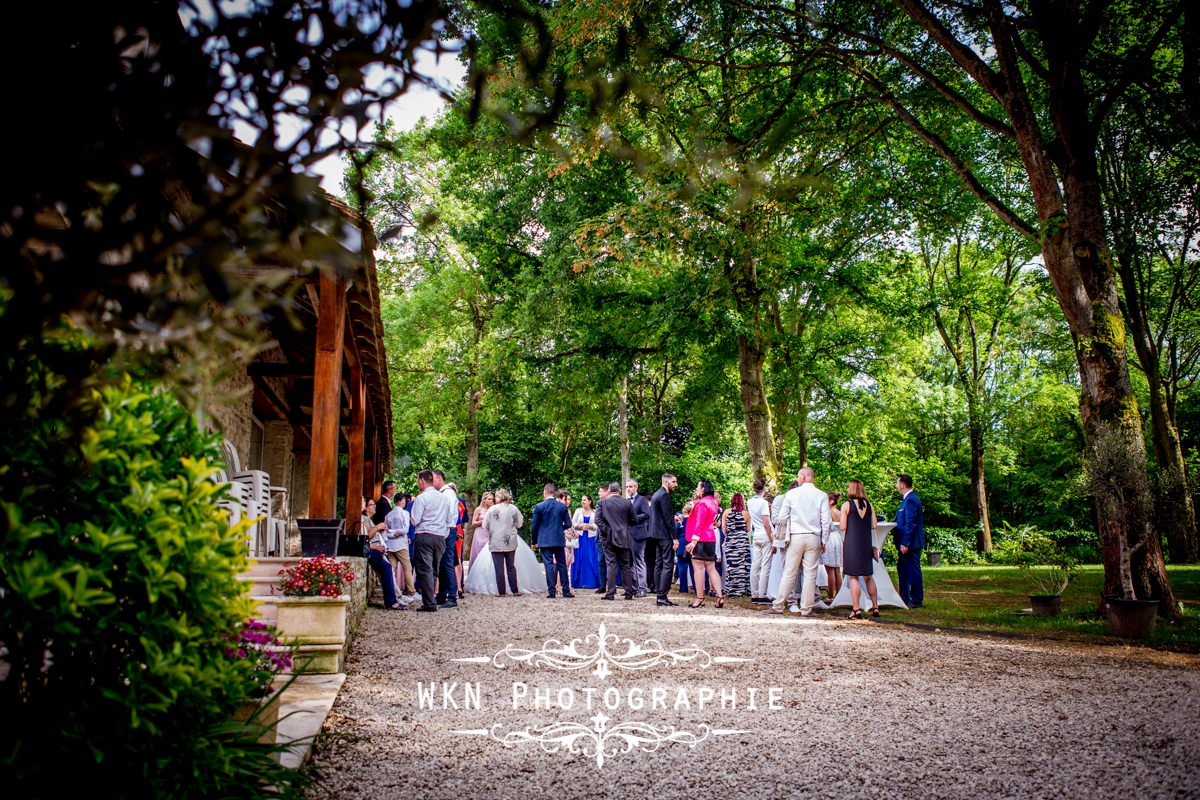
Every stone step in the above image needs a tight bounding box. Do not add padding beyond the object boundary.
[239,574,284,597]
[244,556,295,578]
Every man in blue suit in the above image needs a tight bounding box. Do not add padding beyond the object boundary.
[893,474,925,608]
[531,483,574,598]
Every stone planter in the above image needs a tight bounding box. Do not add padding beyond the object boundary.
[1029,594,1062,617]
[1105,595,1159,639]
[926,550,943,567]
[230,690,281,747]
[275,594,349,673]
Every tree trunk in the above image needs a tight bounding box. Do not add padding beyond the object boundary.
[465,382,480,509]
[1115,253,1200,563]
[618,373,630,487]
[931,307,994,554]
[896,0,1177,610]
[795,385,809,470]
[968,411,992,552]
[737,332,784,492]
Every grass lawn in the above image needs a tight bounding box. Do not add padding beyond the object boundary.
[882,564,1200,652]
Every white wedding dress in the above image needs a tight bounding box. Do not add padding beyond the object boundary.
[463,537,548,595]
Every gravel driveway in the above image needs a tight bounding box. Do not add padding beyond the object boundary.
[309,593,1200,799]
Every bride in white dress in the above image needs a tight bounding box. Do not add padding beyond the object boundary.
[464,489,548,595]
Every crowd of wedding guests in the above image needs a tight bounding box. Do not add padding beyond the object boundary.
[356,466,926,616]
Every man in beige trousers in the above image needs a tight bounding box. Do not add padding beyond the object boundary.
[763,467,830,617]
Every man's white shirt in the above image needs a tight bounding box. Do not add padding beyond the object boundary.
[773,482,831,543]
[410,486,452,536]
[440,485,459,531]
[383,506,410,552]
[746,494,770,544]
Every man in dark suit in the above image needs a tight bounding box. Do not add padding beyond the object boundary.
[593,484,610,594]
[531,483,574,598]
[648,472,679,606]
[626,479,652,597]
[894,473,926,608]
[372,480,396,525]
[597,482,637,600]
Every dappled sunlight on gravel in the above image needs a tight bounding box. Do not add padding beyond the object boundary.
[309,592,1200,799]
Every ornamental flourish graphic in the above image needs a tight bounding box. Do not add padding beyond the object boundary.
[455,713,750,769]
[440,623,769,767]
[453,621,750,679]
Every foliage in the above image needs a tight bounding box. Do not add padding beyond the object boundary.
[222,620,294,699]
[924,525,1101,567]
[924,528,984,566]
[278,555,356,598]
[0,378,310,795]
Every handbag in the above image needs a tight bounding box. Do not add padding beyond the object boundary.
[772,516,790,549]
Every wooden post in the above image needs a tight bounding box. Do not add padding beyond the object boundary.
[309,271,346,519]
[345,366,366,535]
[363,416,379,502]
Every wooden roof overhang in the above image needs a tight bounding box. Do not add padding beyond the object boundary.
[244,194,394,518]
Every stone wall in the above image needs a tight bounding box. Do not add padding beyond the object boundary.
[341,556,368,650]
[203,366,254,469]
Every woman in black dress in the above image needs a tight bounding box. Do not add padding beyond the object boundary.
[839,480,879,619]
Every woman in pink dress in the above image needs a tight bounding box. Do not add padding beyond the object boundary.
[467,491,495,578]
[685,480,724,608]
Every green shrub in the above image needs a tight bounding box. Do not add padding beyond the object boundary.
[0,379,309,796]
[988,522,1101,565]
[915,525,1101,565]
[925,527,984,564]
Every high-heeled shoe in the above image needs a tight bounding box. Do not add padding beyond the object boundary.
[870,607,880,617]
[689,599,706,609]
[716,597,725,608]
[848,608,863,620]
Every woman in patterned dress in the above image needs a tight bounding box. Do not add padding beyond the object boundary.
[720,493,751,596]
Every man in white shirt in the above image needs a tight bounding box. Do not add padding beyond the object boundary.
[764,467,831,617]
[431,470,461,608]
[746,478,773,602]
[384,502,416,604]
[410,469,453,611]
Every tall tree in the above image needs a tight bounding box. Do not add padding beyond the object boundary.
[771,0,1188,607]
[915,226,1033,552]
[1099,109,1200,562]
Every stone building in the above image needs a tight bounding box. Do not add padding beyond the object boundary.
[204,196,393,555]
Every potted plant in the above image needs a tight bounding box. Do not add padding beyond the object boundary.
[223,619,294,746]
[1018,536,1076,617]
[1025,562,1074,617]
[274,555,355,672]
[1085,425,1161,638]
[1103,535,1158,637]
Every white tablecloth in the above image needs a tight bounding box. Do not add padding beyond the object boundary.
[766,522,907,609]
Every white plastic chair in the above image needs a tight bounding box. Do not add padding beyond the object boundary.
[220,439,287,556]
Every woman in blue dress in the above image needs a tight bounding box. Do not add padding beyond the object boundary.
[570,494,601,589]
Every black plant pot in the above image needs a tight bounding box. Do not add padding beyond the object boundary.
[1105,595,1159,638]
[1029,594,1062,617]
[298,518,343,557]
